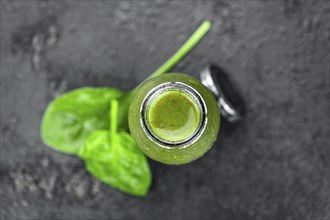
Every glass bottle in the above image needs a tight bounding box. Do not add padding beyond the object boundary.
[129,73,220,165]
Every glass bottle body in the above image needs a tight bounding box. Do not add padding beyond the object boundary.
[129,73,220,165]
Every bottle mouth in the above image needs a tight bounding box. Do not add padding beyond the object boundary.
[140,82,208,149]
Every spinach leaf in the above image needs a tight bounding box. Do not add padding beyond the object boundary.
[79,130,151,196]
[79,100,151,196]
[41,87,125,154]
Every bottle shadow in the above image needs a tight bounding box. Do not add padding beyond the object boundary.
[219,116,245,137]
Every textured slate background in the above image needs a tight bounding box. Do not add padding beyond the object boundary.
[1,1,329,220]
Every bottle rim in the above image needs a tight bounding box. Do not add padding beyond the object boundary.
[140,82,208,149]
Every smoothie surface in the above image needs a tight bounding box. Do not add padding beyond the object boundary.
[147,90,200,142]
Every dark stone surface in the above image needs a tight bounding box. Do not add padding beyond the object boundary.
[1,1,329,219]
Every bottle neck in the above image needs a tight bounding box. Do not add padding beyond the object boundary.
[140,82,207,148]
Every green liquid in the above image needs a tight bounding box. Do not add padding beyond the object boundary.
[147,90,200,143]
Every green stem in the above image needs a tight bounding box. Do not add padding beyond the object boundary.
[131,20,212,94]
[110,99,119,145]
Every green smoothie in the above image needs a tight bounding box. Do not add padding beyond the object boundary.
[129,73,220,165]
[147,90,201,143]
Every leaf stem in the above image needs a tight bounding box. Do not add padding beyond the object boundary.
[110,99,119,145]
[148,20,211,79]
[131,20,212,94]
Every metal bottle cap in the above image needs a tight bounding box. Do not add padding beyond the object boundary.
[200,65,245,122]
